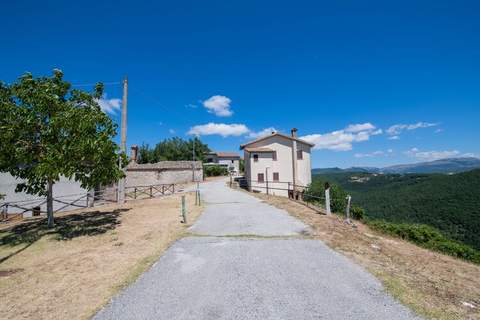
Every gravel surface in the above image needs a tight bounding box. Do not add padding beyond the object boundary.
[94,179,420,320]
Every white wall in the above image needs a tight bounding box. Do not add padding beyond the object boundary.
[218,159,240,174]
[0,173,89,216]
[244,135,311,197]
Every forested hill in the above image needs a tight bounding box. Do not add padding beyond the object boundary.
[312,169,480,250]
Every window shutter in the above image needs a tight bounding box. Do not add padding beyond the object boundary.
[297,150,303,160]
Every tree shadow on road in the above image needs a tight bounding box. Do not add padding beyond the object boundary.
[0,208,129,264]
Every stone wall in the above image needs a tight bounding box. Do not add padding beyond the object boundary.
[126,168,203,187]
[125,161,203,187]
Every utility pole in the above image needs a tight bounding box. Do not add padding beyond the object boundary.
[118,76,128,203]
[192,135,196,182]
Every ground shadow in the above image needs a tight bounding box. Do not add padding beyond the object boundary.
[0,208,129,264]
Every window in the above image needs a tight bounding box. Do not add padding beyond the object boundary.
[273,172,279,181]
[258,173,264,182]
[253,154,259,162]
[297,149,303,160]
[272,151,277,161]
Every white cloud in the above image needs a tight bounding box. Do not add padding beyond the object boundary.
[185,103,198,109]
[187,123,249,137]
[435,128,444,133]
[300,123,381,151]
[95,95,121,114]
[404,148,460,161]
[354,151,385,158]
[247,127,277,139]
[388,135,400,140]
[203,95,233,117]
[168,129,176,134]
[345,123,375,133]
[387,122,439,136]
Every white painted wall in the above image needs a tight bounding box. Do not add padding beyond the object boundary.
[0,173,89,216]
[218,158,240,174]
[244,135,311,197]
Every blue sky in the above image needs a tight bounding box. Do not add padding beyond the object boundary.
[1,0,479,168]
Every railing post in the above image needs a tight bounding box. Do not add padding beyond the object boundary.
[181,195,187,223]
[173,184,175,194]
[1,204,7,220]
[150,186,153,198]
[134,187,137,199]
[325,187,331,215]
[345,195,352,223]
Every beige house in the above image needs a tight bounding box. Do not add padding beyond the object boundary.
[240,128,314,197]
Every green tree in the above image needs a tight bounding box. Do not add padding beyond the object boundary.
[0,70,125,227]
[137,137,210,163]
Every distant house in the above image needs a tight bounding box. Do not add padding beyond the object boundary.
[240,128,314,197]
[205,152,241,174]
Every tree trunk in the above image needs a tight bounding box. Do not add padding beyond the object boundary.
[47,179,54,228]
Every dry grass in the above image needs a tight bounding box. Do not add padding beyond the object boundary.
[249,191,480,320]
[0,192,203,320]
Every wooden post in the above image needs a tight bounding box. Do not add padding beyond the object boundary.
[2,204,7,220]
[88,190,95,207]
[345,195,352,223]
[265,167,269,195]
[325,187,331,215]
[181,195,187,223]
[134,187,137,199]
[150,186,153,198]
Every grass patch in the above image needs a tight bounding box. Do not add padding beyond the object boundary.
[367,220,480,264]
[0,192,204,320]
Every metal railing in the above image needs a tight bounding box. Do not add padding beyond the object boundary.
[239,179,326,209]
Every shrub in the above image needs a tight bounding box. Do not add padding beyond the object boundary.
[304,180,347,213]
[367,220,480,264]
[351,205,365,220]
[203,165,228,177]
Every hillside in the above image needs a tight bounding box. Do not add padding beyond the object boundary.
[312,169,480,250]
[312,157,480,174]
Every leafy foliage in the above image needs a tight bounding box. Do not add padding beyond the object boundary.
[368,220,480,264]
[0,70,125,226]
[137,137,210,163]
[204,165,228,177]
[313,170,480,250]
[304,178,348,213]
[351,205,365,220]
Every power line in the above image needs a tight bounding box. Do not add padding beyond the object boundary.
[71,81,122,87]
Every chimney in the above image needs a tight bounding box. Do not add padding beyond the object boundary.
[130,145,138,163]
[291,128,298,138]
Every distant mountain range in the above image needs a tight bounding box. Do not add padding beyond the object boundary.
[312,157,480,174]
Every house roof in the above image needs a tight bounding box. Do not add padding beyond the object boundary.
[240,132,315,149]
[218,152,240,158]
[244,147,274,153]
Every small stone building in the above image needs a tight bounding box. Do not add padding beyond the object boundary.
[126,145,203,186]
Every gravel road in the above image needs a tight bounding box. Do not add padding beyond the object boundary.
[94,179,420,320]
